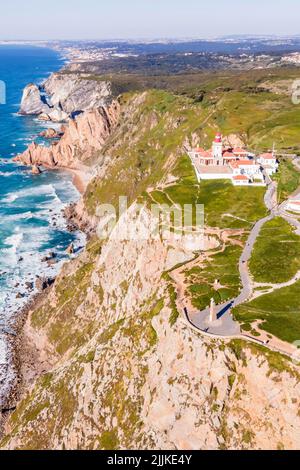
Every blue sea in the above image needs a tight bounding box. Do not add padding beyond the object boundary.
[0,45,84,403]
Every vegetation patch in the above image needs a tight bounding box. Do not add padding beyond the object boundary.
[228,339,297,376]
[233,282,300,344]
[186,244,243,311]
[274,158,300,203]
[168,283,180,326]
[249,217,300,283]
[31,253,97,357]
[99,430,119,450]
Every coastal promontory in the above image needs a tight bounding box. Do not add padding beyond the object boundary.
[3,67,300,451]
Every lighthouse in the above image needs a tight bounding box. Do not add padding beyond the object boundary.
[209,297,217,323]
[212,132,223,163]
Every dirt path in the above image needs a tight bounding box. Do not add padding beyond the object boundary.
[169,227,244,314]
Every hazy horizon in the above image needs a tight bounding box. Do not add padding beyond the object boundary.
[1,34,300,43]
[0,0,299,41]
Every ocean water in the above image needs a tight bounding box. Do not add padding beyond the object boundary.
[0,45,84,405]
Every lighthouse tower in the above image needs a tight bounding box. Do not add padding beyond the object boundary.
[212,132,223,164]
[209,298,217,323]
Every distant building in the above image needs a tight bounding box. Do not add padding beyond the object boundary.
[188,133,277,186]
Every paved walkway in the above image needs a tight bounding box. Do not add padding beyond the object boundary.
[188,301,240,336]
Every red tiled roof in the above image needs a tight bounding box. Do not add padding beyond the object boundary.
[233,175,249,181]
[230,159,257,168]
[223,151,237,158]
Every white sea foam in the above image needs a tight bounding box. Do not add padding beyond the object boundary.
[16,137,33,142]
[1,211,33,223]
[0,171,17,177]
[0,183,60,203]
[0,173,85,406]
[0,337,7,365]
[4,231,24,252]
[1,193,18,203]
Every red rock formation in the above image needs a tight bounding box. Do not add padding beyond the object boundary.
[14,100,120,170]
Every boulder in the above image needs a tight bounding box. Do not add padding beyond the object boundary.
[31,165,41,175]
[25,282,34,291]
[39,128,61,139]
[66,243,75,255]
[38,109,69,123]
[19,84,51,115]
[35,276,54,291]
[38,113,51,122]
[47,109,69,123]
[16,292,25,299]
[42,252,57,262]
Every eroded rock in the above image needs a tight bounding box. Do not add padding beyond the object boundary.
[19,84,51,115]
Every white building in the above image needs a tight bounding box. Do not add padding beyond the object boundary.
[230,160,263,180]
[188,133,266,186]
[257,153,279,176]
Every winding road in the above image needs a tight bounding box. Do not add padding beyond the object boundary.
[179,160,300,356]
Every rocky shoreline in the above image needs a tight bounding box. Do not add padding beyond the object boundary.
[0,67,98,433]
[0,191,87,436]
[0,57,120,434]
[0,290,43,435]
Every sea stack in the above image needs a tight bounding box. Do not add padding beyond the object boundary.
[19,83,51,115]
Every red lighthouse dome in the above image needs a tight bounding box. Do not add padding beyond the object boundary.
[214,132,222,143]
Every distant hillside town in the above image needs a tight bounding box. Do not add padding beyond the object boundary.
[188,133,278,186]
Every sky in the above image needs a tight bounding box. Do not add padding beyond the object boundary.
[0,0,300,40]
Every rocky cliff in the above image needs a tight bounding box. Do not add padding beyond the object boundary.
[19,72,114,124]
[14,100,120,169]
[3,87,300,450]
[2,205,299,450]
[44,73,113,114]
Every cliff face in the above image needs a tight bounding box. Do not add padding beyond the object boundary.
[2,205,300,451]
[44,73,113,114]
[14,101,120,169]
[3,88,300,450]
[19,72,114,125]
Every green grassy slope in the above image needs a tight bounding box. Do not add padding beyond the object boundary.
[186,244,243,310]
[249,217,300,284]
[84,68,300,217]
[82,67,300,154]
[233,281,300,343]
[274,158,300,203]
